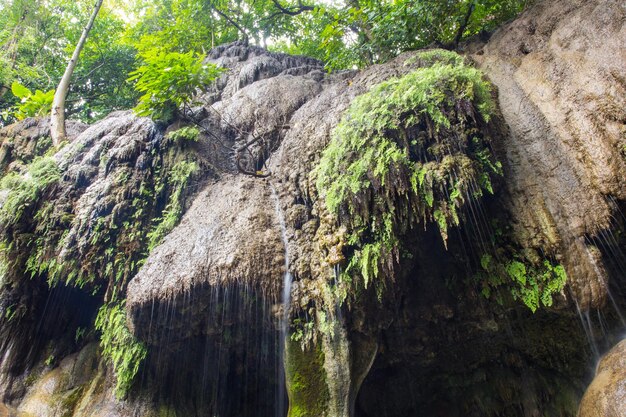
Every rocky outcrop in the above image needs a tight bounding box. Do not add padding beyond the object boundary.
[8,343,164,417]
[0,110,211,406]
[0,118,87,173]
[471,0,626,309]
[578,338,626,417]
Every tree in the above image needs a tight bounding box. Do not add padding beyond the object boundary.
[126,0,529,71]
[0,0,61,121]
[1,0,530,130]
[50,0,104,146]
[0,0,138,127]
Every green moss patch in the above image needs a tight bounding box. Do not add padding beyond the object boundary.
[285,337,330,417]
[0,118,207,396]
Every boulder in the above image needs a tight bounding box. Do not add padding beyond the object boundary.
[578,339,626,417]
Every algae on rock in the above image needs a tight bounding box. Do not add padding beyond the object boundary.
[285,337,329,417]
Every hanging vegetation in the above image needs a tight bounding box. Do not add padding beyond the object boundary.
[315,49,501,296]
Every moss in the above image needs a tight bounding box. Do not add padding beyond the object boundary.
[404,49,467,67]
[0,156,60,227]
[59,386,84,417]
[24,371,39,388]
[314,50,500,298]
[0,133,204,394]
[147,160,198,251]
[157,405,178,417]
[285,337,330,417]
[0,127,203,298]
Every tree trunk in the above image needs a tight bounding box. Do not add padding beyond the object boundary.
[50,0,103,146]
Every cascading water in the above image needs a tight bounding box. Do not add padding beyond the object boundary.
[574,298,601,360]
[270,183,293,416]
[270,188,293,332]
[143,280,280,416]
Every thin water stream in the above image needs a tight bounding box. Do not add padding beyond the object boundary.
[270,183,293,417]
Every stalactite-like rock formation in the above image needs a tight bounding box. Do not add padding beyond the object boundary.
[0,0,624,416]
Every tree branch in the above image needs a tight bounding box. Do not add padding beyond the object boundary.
[454,2,475,48]
[236,152,271,178]
[269,0,315,16]
[212,6,249,41]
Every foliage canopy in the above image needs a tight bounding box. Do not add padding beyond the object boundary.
[0,0,530,125]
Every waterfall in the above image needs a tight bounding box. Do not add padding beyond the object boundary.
[269,183,293,331]
[270,182,293,416]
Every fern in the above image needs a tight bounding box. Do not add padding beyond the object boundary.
[95,302,147,398]
[147,161,197,250]
[478,252,568,312]
[314,50,500,294]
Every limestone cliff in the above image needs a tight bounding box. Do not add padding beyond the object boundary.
[0,0,624,416]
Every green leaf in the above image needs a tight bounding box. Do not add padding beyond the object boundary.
[506,261,527,285]
[11,81,31,99]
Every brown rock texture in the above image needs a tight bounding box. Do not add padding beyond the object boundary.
[472,0,626,309]
[578,338,626,417]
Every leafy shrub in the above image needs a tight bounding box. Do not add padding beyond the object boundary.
[10,81,55,120]
[314,50,500,294]
[128,50,224,120]
[166,126,200,143]
[95,302,147,398]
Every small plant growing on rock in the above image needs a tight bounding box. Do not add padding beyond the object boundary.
[95,301,147,398]
[166,126,200,143]
[476,251,567,312]
[147,160,198,251]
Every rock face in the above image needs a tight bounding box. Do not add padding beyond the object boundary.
[578,338,626,417]
[0,0,624,416]
[471,0,626,309]
[11,343,167,417]
[125,41,412,417]
[0,118,87,173]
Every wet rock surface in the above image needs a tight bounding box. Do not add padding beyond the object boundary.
[0,0,624,416]
[578,338,626,417]
[471,0,626,309]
